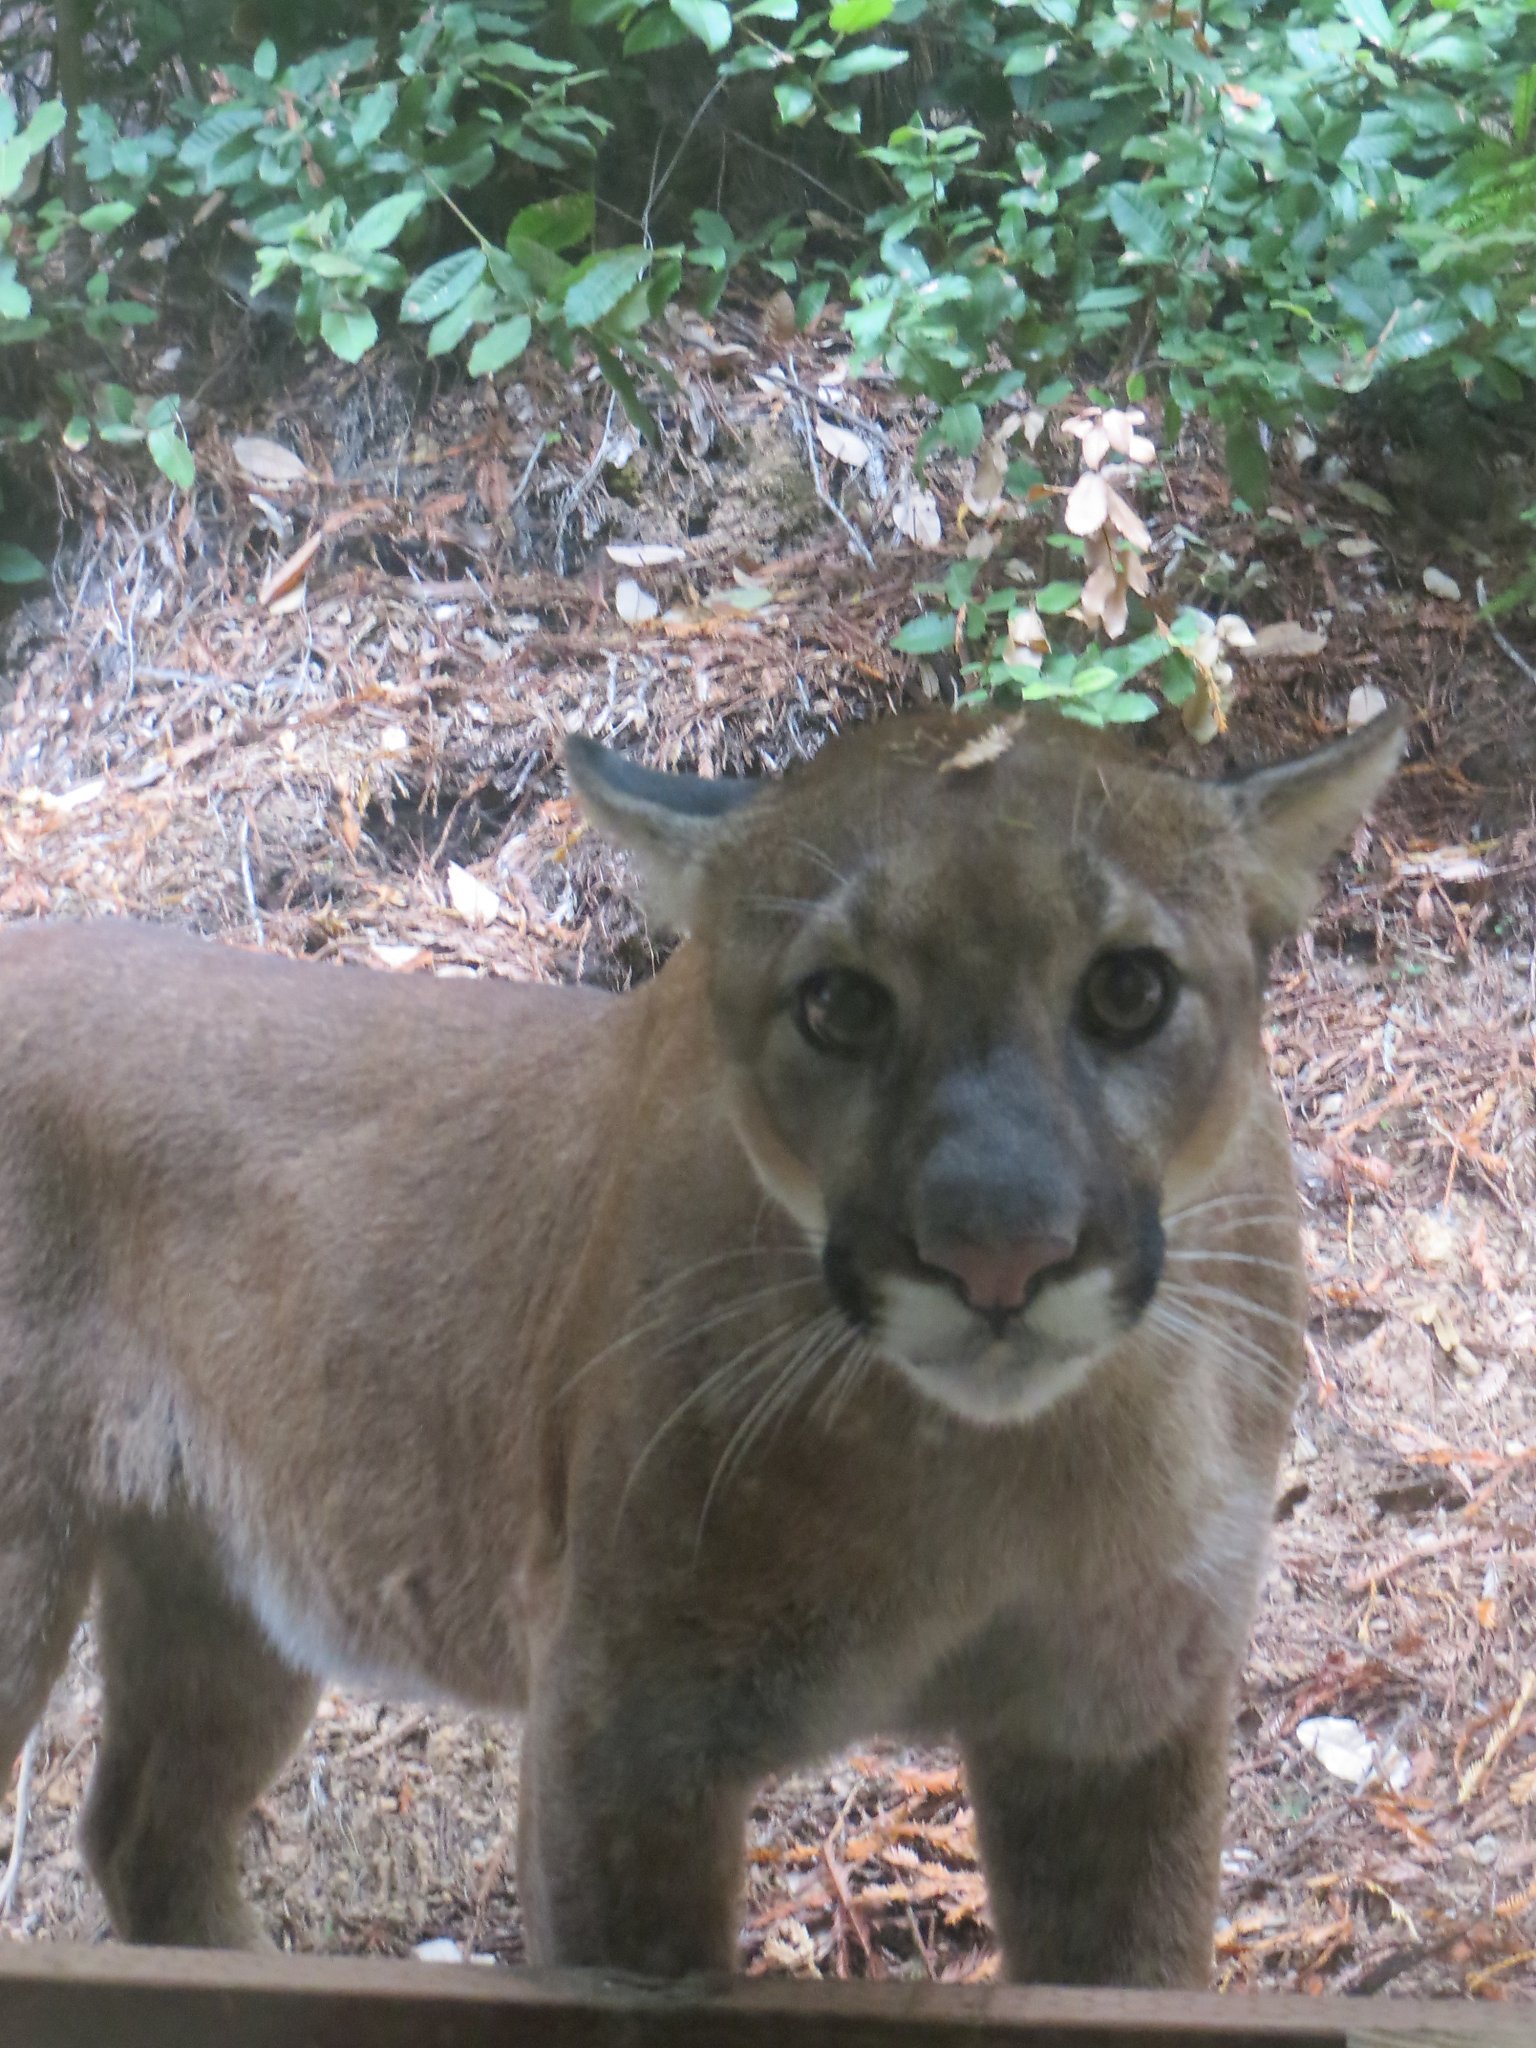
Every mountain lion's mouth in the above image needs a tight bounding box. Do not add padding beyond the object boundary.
[820,1247,1157,1425]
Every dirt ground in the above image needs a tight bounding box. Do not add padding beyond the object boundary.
[1,306,1534,2001]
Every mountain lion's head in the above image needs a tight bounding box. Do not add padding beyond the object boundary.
[568,708,1402,1425]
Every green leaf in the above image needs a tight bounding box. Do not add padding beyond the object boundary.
[1224,420,1270,509]
[625,11,689,53]
[0,99,66,202]
[892,611,957,653]
[562,247,650,329]
[509,193,595,252]
[670,0,733,51]
[426,281,497,357]
[775,82,816,125]
[252,38,279,81]
[1095,690,1159,723]
[821,46,907,82]
[147,425,195,492]
[939,402,983,456]
[468,315,532,376]
[1341,0,1393,48]
[1105,186,1174,263]
[1515,64,1536,148]
[0,542,45,583]
[1034,581,1081,614]
[350,191,425,253]
[78,200,137,234]
[1003,40,1058,78]
[592,345,660,446]
[796,278,829,327]
[829,0,893,28]
[400,250,486,324]
[320,304,378,362]
[62,415,91,451]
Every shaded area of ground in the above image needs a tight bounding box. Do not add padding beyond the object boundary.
[1,313,1534,1999]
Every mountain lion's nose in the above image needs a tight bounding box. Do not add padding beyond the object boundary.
[918,1235,1076,1315]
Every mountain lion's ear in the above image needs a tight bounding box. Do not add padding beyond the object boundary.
[564,735,761,933]
[1226,705,1408,949]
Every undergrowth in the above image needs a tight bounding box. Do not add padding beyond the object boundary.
[2,0,1534,720]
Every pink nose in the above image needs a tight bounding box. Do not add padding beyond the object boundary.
[918,1236,1075,1314]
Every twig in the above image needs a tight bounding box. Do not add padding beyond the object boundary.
[642,78,725,246]
[239,811,265,947]
[1345,1523,1482,1594]
[1457,1669,1536,1807]
[1475,575,1536,688]
[821,1840,882,1976]
[722,128,863,219]
[761,366,890,445]
[341,1709,431,1765]
[506,433,551,517]
[792,399,875,569]
[0,1728,39,1922]
[553,393,618,577]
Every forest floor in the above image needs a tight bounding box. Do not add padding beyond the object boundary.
[1,295,1534,2001]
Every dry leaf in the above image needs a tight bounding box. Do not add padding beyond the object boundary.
[447,863,504,928]
[1398,846,1490,884]
[606,543,686,567]
[1100,408,1153,463]
[1007,606,1049,654]
[1248,621,1327,660]
[232,435,311,486]
[1022,407,1046,449]
[963,436,1007,517]
[761,289,797,348]
[1338,536,1377,559]
[1181,671,1225,744]
[614,577,660,624]
[1063,470,1109,536]
[1422,566,1462,602]
[1103,484,1151,551]
[1078,562,1120,635]
[815,418,870,470]
[940,716,1026,775]
[259,529,324,608]
[891,483,942,548]
[1348,683,1389,731]
[335,788,361,855]
[370,942,425,971]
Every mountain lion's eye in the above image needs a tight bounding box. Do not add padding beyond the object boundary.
[794,969,892,1059]
[1079,949,1177,1046]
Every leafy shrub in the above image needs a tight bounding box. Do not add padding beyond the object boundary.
[1,0,1533,718]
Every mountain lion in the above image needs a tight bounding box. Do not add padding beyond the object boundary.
[0,704,1402,1983]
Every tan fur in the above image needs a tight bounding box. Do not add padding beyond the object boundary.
[0,706,1402,1982]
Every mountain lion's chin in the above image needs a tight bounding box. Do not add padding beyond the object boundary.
[874,1269,1127,1426]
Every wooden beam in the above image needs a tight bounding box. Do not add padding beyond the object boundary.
[0,1945,1525,2048]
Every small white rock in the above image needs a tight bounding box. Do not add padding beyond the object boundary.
[1347,683,1389,731]
[1297,1714,1376,1788]
[1422,566,1462,601]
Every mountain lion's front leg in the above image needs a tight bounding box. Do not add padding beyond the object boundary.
[961,1693,1231,1987]
[517,1660,753,1973]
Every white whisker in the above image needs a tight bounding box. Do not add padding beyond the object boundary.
[1163,1249,1299,1278]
